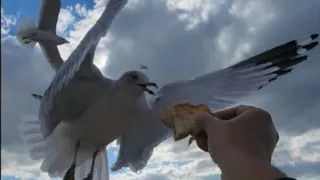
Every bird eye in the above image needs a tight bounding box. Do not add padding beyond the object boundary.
[130,73,138,81]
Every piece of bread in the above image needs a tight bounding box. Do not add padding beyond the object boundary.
[158,103,214,144]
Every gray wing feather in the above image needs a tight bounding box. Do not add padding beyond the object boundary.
[111,34,319,171]
[39,42,64,71]
[42,77,108,137]
[154,33,319,111]
[39,0,128,137]
[38,0,61,31]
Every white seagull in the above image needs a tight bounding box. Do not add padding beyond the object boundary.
[16,0,67,71]
[19,0,153,179]
[19,1,319,179]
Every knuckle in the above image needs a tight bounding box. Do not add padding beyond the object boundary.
[276,132,280,143]
[236,105,254,112]
[237,105,252,109]
[254,107,272,120]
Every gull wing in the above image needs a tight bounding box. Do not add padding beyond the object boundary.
[39,42,64,71]
[39,0,128,138]
[153,34,319,112]
[38,0,61,31]
[112,34,319,171]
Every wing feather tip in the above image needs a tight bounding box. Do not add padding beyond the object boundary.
[311,33,319,40]
[302,41,319,51]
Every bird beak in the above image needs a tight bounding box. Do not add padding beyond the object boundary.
[31,93,43,101]
[64,39,70,43]
[136,82,158,95]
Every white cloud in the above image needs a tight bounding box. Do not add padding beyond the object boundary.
[166,0,225,30]
[75,3,88,17]
[56,7,76,36]
[1,7,17,36]
[1,146,52,180]
[229,0,277,34]
[1,0,320,179]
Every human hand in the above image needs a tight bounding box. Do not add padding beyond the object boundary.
[195,105,285,180]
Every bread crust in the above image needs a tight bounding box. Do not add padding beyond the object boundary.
[158,103,213,145]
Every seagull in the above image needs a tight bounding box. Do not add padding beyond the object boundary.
[111,33,319,172]
[16,0,67,71]
[23,3,319,174]
[140,64,148,69]
[19,0,152,179]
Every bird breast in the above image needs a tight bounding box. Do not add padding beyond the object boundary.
[72,91,141,149]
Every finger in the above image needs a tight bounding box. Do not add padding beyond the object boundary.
[195,113,222,133]
[214,105,252,120]
[195,131,208,152]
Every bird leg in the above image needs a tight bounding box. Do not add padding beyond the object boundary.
[63,140,81,180]
[83,149,100,180]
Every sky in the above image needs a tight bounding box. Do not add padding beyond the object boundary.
[1,0,320,179]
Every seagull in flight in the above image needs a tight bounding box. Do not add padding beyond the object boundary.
[19,1,319,179]
[140,64,148,69]
[16,0,68,71]
[19,0,158,179]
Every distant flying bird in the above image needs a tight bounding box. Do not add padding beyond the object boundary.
[16,0,67,71]
[140,64,148,69]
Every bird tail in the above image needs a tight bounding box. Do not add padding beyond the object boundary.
[18,114,45,160]
[18,115,109,179]
[16,17,37,48]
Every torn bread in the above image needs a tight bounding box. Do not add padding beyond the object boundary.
[158,103,214,144]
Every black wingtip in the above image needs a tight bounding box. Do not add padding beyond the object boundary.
[269,55,308,70]
[276,68,293,76]
[311,33,319,40]
[302,41,319,51]
[257,68,293,90]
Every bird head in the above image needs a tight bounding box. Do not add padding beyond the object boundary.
[118,71,158,96]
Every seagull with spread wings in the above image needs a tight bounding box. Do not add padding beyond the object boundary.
[111,33,319,172]
[16,0,68,71]
[18,0,319,179]
[19,0,150,179]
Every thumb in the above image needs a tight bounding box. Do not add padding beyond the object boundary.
[194,113,221,152]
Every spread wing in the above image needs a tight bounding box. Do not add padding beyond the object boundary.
[154,33,319,112]
[38,0,61,31]
[39,42,64,71]
[111,34,319,171]
[38,0,128,137]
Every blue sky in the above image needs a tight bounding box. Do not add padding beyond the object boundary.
[1,0,94,20]
[1,0,94,36]
[1,0,320,180]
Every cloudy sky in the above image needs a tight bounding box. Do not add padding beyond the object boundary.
[1,0,320,179]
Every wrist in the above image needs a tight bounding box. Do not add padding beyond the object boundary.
[217,153,287,180]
